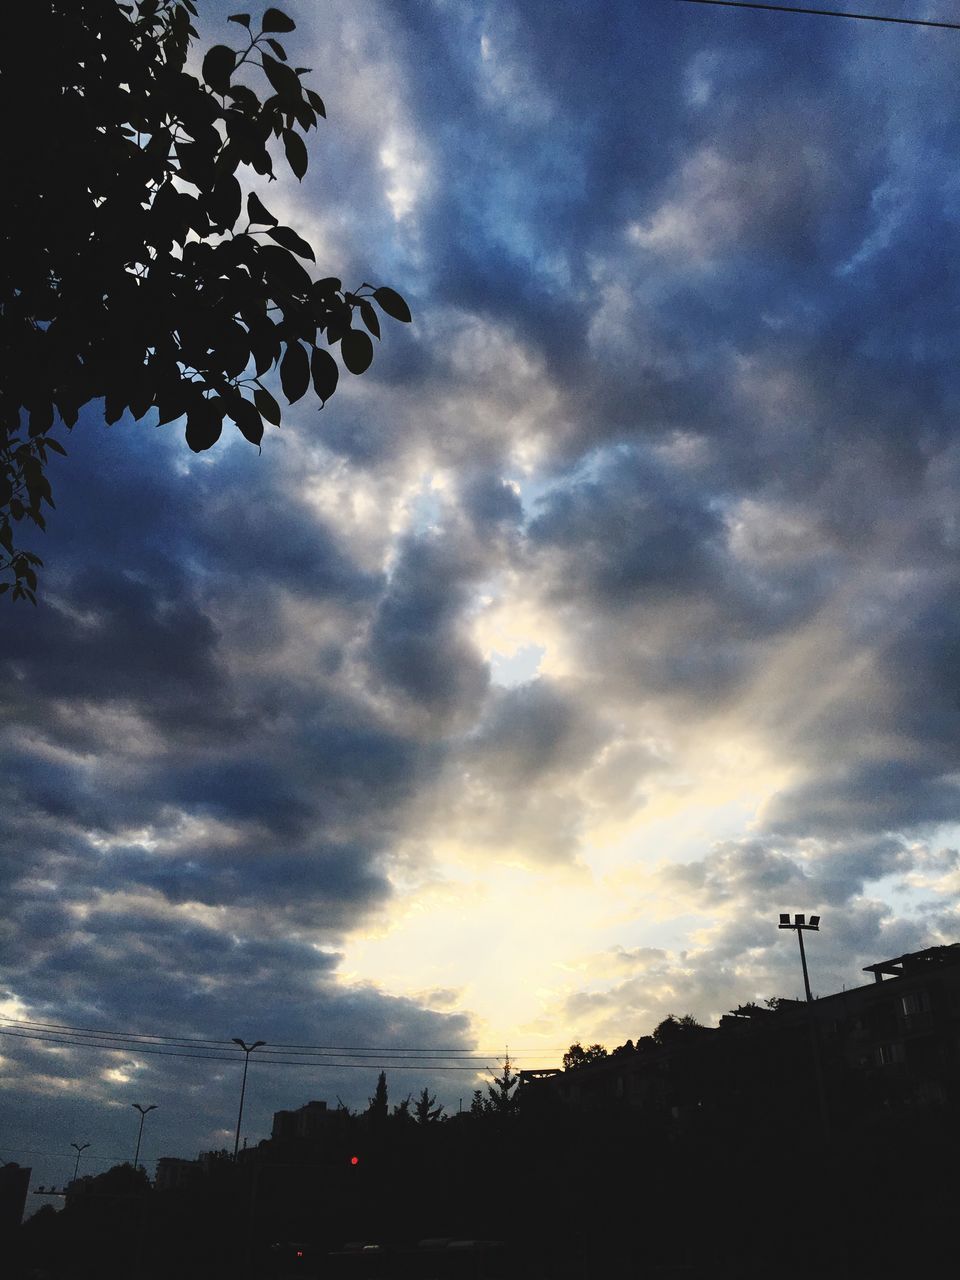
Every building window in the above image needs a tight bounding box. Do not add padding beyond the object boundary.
[900,991,931,1018]
[877,1042,905,1066]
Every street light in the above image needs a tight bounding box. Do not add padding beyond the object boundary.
[132,1104,157,1170]
[232,1038,265,1159]
[70,1142,90,1182]
[778,912,820,1002]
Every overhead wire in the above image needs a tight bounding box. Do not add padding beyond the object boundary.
[673,0,960,31]
[0,1028,498,1069]
[0,1017,564,1070]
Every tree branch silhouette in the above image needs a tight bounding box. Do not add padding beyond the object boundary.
[0,1,410,601]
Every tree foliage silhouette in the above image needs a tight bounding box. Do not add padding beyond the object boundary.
[0,0,410,601]
[652,1013,703,1045]
[413,1086,444,1125]
[367,1070,389,1121]
[486,1054,520,1115]
[562,1041,608,1070]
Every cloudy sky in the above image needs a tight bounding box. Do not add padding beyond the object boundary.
[4,0,960,1190]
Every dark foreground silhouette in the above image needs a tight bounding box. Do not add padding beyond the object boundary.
[8,1100,959,1280]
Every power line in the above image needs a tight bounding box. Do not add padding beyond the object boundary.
[0,1026,543,1071]
[2,1145,133,1167]
[0,1016,563,1058]
[0,1029,491,1070]
[673,0,960,31]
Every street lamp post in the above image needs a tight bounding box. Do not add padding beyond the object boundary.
[232,1038,265,1159]
[70,1142,90,1182]
[132,1104,157,1170]
[778,912,829,1140]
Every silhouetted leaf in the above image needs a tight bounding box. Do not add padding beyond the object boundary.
[226,83,260,113]
[248,316,281,375]
[341,329,373,375]
[247,191,277,226]
[214,320,251,378]
[258,244,312,293]
[202,44,235,95]
[55,399,79,428]
[310,347,339,403]
[283,129,308,180]
[185,400,224,452]
[254,387,282,425]
[280,341,310,402]
[207,173,242,229]
[228,12,251,25]
[156,392,187,425]
[324,301,352,345]
[373,287,411,323]
[228,396,263,446]
[359,300,380,339]
[262,53,301,108]
[265,38,287,61]
[262,8,296,32]
[104,394,126,425]
[266,225,315,260]
[29,403,54,436]
[306,88,326,117]
[312,277,342,300]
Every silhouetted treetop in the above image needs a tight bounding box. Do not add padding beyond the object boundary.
[367,1070,389,1121]
[652,1014,704,1045]
[562,1041,609,1070]
[414,1086,444,1124]
[486,1054,520,1115]
[0,0,410,601]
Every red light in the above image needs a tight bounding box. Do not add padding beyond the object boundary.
[296,1251,303,1259]
[350,1155,359,1165]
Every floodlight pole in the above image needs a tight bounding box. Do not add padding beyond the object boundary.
[232,1038,265,1160]
[132,1104,157,1170]
[70,1142,90,1183]
[778,913,829,1140]
[795,923,813,1002]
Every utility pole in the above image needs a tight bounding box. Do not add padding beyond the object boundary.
[232,1038,265,1159]
[132,1103,157,1170]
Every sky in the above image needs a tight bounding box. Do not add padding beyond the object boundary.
[4,0,960,1194]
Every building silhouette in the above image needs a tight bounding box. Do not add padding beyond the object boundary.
[519,943,960,1127]
[0,1162,31,1232]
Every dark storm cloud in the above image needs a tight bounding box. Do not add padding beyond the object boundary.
[411,675,611,863]
[463,678,603,787]
[366,528,490,721]
[764,762,960,840]
[528,445,723,607]
[460,472,523,531]
[660,834,911,911]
